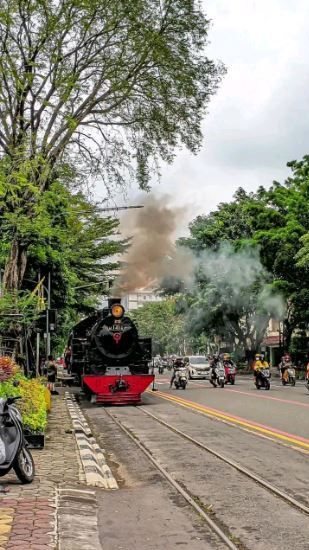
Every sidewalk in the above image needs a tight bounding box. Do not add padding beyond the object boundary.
[0,389,100,550]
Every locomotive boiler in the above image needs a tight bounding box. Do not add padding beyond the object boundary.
[70,298,154,404]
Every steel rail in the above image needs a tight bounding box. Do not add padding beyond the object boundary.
[139,407,309,516]
[104,408,239,550]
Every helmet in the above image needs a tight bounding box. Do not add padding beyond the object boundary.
[174,357,184,368]
[223,353,230,360]
[255,354,261,361]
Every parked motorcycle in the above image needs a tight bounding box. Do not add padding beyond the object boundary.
[224,363,236,385]
[174,367,188,390]
[210,363,225,388]
[282,366,296,386]
[0,396,35,483]
[255,368,270,390]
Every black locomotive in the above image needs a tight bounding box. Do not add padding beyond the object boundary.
[70,298,154,404]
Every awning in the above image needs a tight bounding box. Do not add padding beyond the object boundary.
[262,335,280,347]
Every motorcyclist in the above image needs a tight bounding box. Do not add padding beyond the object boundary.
[210,353,220,382]
[170,357,185,388]
[253,353,269,384]
[305,361,309,382]
[223,353,236,378]
[280,352,292,382]
[222,353,235,367]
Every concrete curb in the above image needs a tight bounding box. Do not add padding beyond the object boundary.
[58,487,102,550]
[65,392,118,489]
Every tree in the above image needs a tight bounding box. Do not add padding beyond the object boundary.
[0,0,224,290]
[129,298,186,355]
[0,177,125,355]
[27,183,125,350]
[181,247,282,363]
[180,157,309,355]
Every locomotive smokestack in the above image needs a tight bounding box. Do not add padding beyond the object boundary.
[108,297,121,308]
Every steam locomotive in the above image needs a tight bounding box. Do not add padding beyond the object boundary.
[69,298,154,404]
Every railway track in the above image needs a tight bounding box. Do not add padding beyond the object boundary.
[105,408,239,550]
[104,405,309,550]
[139,406,309,516]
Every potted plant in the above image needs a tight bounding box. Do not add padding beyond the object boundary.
[0,363,47,449]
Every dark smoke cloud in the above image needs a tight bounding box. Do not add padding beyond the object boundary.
[112,195,194,295]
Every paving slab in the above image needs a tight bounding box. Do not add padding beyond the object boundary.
[0,390,100,549]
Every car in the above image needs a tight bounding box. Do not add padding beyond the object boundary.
[186,356,211,380]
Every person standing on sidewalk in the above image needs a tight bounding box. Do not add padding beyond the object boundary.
[45,355,57,393]
[64,346,72,374]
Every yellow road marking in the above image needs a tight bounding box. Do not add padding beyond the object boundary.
[147,390,309,451]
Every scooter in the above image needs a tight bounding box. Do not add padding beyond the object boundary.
[0,396,35,483]
[224,363,236,385]
[255,368,270,390]
[174,368,188,390]
[282,366,296,386]
[210,364,225,388]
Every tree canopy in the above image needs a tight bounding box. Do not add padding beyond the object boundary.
[0,174,125,354]
[129,298,186,356]
[179,157,309,356]
[0,0,224,291]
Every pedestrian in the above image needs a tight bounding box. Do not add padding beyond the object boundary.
[64,346,72,374]
[45,355,57,394]
[39,356,46,377]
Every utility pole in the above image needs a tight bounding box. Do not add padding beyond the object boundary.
[36,273,41,376]
[46,271,51,357]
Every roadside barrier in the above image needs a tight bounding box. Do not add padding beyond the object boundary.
[65,392,118,489]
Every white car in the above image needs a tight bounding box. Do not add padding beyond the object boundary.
[187,356,211,379]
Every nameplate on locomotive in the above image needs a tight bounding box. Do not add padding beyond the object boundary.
[111,324,125,332]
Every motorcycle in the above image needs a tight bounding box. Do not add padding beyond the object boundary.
[224,363,236,385]
[255,368,270,390]
[282,366,296,386]
[210,363,225,388]
[0,396,35,483]
[174,368,188,390]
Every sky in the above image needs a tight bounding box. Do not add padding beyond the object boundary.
[96,0,309,235]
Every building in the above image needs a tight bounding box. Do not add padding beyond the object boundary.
[121,288,162,311]
[261,318,281,366]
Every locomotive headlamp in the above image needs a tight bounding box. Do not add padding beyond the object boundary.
[111,304,124,319]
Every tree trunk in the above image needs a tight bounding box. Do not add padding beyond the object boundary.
[2,238,27,291]
[245,348,257,369]
[283,322,293,351]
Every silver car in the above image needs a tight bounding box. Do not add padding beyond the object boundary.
[187,356,211,380]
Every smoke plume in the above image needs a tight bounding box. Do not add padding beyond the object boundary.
[112,195,194,295]
[197,243,285,317]
[112,197,285,331]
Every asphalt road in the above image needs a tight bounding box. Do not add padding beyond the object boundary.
[82,374,309,550]
[153,373,309,442]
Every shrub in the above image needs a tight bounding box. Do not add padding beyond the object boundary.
[0,375,47,433]
[0,356,19,382]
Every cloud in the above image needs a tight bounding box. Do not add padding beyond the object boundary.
[95,0,309,233]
